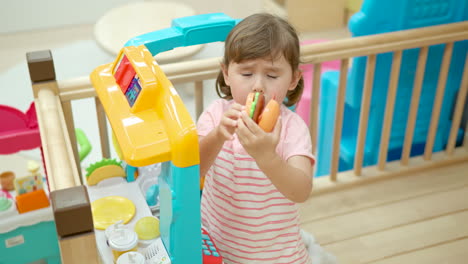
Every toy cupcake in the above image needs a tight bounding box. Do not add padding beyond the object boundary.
[0,171,15,191]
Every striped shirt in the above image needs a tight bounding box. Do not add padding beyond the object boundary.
[197,99,314,264]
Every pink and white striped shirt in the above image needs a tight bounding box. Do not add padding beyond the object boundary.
[197,99,314,264]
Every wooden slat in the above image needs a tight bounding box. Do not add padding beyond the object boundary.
[309,63,321,154]
[61,87,95,102]
[330,58,349,181]
[378,50,403,170]
[162,57,221,77]
[61,101,82,182]
[55,96,82,188]
[323,210,468,264]
[36,89,81,191]
[370,238,468,264]
[300,21,467,58]
[168,70,219,85]
[95,97,110,159]
[59,231,99,264]
[401,46,429,166]
[58,71,219,102]
[300,159,468,223]
[57,76,91,95]
[310,147,468,200]
[424,42,454,160]
[446,54,468,155]
[354,55,376,175]
[195,81,204,119]
[35,97,53,190]
[302,185,468,245]
[302,31,466,64]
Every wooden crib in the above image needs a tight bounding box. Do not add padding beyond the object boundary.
[28,21,468,263]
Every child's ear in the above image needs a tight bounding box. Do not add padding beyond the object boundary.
[221,63,230,86]
[288,70,302,91]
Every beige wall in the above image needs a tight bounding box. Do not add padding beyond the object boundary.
[0,0,262,34]
[0,0,139,34]
[175,0,262,18]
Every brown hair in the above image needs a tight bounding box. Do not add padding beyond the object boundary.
[216,13,304,107]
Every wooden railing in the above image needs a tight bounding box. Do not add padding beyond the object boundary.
[29,21,468,263]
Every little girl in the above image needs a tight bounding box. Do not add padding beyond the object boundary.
[197,13,315,264]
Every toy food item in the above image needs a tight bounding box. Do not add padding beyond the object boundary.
[86,159,125,186]
[245,92,280,132]
[134,216,160,240]
[16,189,50,213]
[259,99,281,133]
[27,160,40,175]
[245,92,265,123]
[14,174,44,195]
[0,171,15,191]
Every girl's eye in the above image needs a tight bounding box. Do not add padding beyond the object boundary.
[267,75,278,79]
[241,73,252,77]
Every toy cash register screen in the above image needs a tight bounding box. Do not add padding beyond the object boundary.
[113,54,142,107]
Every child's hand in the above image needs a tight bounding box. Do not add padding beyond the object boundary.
[216,103,244,141]
[236,111,281,160]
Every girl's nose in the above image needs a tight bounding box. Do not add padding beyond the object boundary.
[253,87,263,93]
[252,78,264,93]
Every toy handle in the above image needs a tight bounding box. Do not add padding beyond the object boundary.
[124,13,240,57]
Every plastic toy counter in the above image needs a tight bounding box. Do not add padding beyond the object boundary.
[0,191,60,264]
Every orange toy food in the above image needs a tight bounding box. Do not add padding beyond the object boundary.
[245,92,280,132]
[16,189,50,214]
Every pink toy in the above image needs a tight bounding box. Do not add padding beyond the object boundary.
[0,102,41,154]
[296,39,341,126]
[0,102,47,179]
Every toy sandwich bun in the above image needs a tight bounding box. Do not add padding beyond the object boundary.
[244,92,280,132]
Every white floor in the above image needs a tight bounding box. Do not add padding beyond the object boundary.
[0,23,349,177]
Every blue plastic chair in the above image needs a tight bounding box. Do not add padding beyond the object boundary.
[316,0,468,176]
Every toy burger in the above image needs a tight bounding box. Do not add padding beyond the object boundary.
[244,92,280,132]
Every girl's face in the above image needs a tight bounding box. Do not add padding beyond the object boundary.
[221,55,301,105]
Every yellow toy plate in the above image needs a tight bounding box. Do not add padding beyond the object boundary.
[91,196,136,230]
